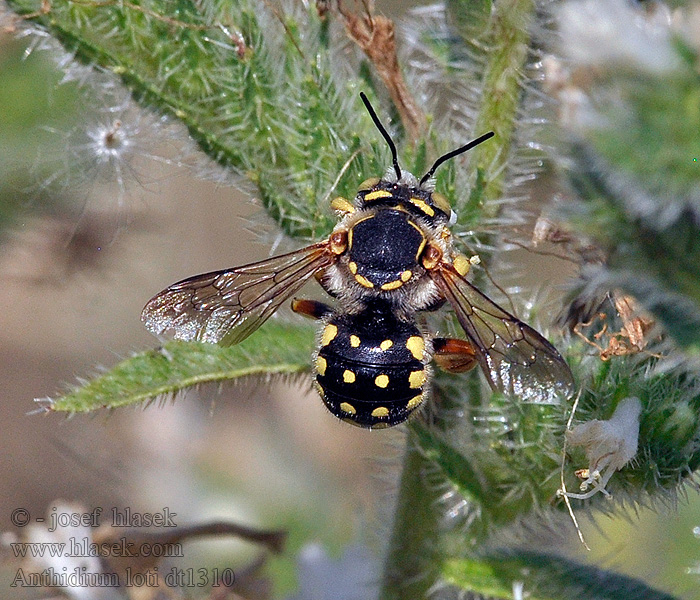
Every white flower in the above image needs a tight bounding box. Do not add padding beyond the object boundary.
[558,0,677,73]
[286,543,380,600]
[563,396,642,499]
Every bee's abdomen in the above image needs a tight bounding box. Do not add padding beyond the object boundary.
[314,310,429,428]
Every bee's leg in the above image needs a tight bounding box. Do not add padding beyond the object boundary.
[432,338,478,373]
[291,298,333,320]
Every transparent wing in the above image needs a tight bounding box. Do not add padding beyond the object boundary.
[431,264,574,403]
[142,241,334,345]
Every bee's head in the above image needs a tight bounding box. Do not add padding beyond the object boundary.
[359,91,494,205]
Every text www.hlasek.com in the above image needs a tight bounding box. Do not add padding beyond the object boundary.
[10,537,183,559]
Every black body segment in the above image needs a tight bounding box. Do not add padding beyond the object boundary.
[348,210,425,289]
[315,305,429,428]
[358,180,450,221]
[141,94,575,431]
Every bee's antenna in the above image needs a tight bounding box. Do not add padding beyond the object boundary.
[360,92,401,181]
[419,131,495,186]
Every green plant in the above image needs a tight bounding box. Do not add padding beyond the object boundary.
[4,0,700,598]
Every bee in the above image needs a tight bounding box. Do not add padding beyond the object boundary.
[142,93,574,429]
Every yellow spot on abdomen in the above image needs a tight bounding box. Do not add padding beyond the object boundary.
[407,394,424,410]
[406,336,425,360]
[350,335,361,347]
[321,324,338,346]
[314,381,325,399]
[364,189,392,201]
[371,406,389,418]
[340,402,356,415]
[343,369,356,383]
[409,370,426,389]
[316,356,327,376]
[380,339,393,351]
[375,374,390,388]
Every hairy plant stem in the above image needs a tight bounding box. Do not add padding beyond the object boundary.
[468,0,535,218]
[379,428,443,600]
[379,1,537,594]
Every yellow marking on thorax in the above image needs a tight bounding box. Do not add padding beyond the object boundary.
[350,335,361,347]
[380,339,393,351]
[407,220,428,260]
[380,279,403,291]
[321,324,338,346]
[355,274,374,288]
[409,370,427,389]
[340,402,356,415]
[316,356,327,376]
[409,197,435,217]
[400,270,412,282]
[348,261,358,274]
[371,406,389,418]
[406,336,425,360]
[343,369,356,383]
[374,374,390,388]
[364,189,393,201]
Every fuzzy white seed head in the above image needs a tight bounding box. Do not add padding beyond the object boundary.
[87,120,130,164]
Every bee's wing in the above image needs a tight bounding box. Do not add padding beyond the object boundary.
[142,241,335,345]
[431,264,574,402]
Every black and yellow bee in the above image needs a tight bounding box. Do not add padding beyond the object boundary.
[142,93,574,429]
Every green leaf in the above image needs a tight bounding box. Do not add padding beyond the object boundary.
[6,0,390,240]
[48,323,315,412]
[444,551,679,600]
[446,0,493,41]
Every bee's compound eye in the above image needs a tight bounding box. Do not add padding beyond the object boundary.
[431,192,451,215]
